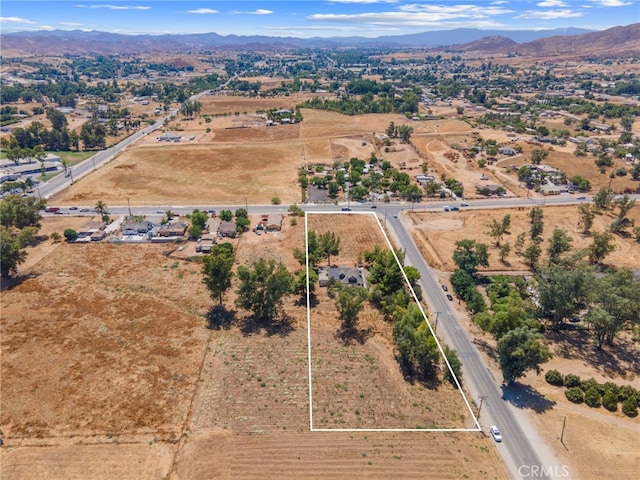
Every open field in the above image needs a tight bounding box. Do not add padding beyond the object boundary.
[408,204,640,272]
[1,214,507,479]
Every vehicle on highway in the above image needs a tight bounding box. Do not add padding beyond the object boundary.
[69,206,78,210]
[490,425,503,442]
[446,294,453,301]
[80,208,91,212]
[341,207,351,211]
[156,209,165,214]
[370,204,377,209]
[443,205,450,211]
[441,284,448,292]
[576,196,586,200]
[461,202,469,207]
[451,206,460,211]
[45,207,60,213]
[54,211,64,215]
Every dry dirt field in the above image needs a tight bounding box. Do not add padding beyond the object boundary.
[1,214,507,479]
[408,204,640,272]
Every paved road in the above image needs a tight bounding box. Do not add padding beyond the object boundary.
[385,212,565,480]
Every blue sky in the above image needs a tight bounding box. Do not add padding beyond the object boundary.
[1,1,638,37]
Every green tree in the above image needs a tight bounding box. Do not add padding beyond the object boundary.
[442,345,463,385]
[0,226,27,277]
[620,115,634,133]
[399,124,414,143]
[452,239,489,276]
[319,231,341,266]
[578,203,596,235]
[219,210,233,221]
[294,230,322,267]
[537,263,593,329]
[529,207,544,240]
[63,228,78,241]
[190,209,209,229]
[497,326,552,384]
[610,195,636,234]
[235,258,293,321]
[547,228,573,265]
[588,231,616,264]
[335,285,368,331]
[393,305,439,380]
[530,148,548,165]
[292,268,318,299]
[499,243,511,263]
[0,194,46,229]
[593,187,614,211]
[202,244,235,306]
[94,200,109,220]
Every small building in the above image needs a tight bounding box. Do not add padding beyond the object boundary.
[499,146,516,156]
[218,221,236,237]
[157,223,188,237]
[265,213,284,231]
[122,220,154,235]
[318,266,367,288]
[157,131,182,142]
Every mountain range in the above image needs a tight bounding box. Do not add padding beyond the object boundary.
[1,23,639,59]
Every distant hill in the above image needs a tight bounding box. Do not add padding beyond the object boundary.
[1,24,638,58]
[512,23,640,59]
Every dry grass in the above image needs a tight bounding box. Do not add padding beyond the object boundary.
[408,204,640,272]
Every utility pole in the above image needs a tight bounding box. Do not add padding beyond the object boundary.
[434,311,441,334]
[478,395,488,417]
[127,197,132,217]
[245,196,248,214]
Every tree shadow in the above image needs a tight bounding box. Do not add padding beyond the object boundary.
[472,336,499,364]
[336,326,373,345]
[0,272,40,293]
[548,328,640,380]
[238,312,295,337]
[294,294,318,308]
[501,383,556,414]
[206,305,236,330]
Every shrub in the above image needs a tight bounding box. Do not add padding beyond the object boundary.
[580,378,599,392]
[545,369,564,386]
[565,387,584,404]
[600,382,619,397]
[618,385,639,403]
[622,397,638,417]
[63,228,78,241]
[563,374,581,388]
[602,391,618,412]
[584,387,601,408]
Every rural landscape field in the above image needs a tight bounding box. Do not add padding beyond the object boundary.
[1,4,640,479]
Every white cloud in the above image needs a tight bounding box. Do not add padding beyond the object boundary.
[516,8,584,18]
[59,22,84,26]
[38,25,56,31]
[186,8,219,14]
[538,0,567,6]
[589,0,632,5]
[308,4,513,26]
[231,9,274,15]
[76,4,151,10]
[0,16,38,24]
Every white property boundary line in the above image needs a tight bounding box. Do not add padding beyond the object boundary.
[305,211,481,432]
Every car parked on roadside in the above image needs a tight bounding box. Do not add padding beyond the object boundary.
[441,284,448,292]
[490,425,503,442]
[446,294,453,301]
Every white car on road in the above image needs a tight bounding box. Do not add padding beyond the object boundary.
[490,425,503,442]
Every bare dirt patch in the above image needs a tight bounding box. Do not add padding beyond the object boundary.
[408,205,640,272]
[1,244,211,438]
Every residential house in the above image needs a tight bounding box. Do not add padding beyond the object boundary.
[157,223,188,237]
[122,220,154,236]
[499,146,516,156]
[218,220,236,237]
[318,266,367,288]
